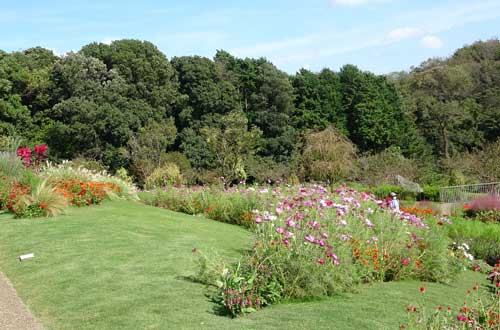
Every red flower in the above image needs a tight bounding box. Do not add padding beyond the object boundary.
[40,203,46,209]
[34,144,48,158]
[401,258,410,266]
[419,286,425,293]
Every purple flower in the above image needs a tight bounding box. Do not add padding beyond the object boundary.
[304,234,315,243]
[275,227,285,234]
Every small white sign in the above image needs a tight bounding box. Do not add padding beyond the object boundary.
[19,253,34,261]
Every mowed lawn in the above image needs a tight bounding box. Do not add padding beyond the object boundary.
[0,201,488,330]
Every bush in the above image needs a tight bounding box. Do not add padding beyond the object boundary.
[160,152,192,174]
[302,127,358,182]
[69,158,109,173]
[358,147,418,186]
[144,163,183,189]
[245,156,291,184]
[420,185,440,201]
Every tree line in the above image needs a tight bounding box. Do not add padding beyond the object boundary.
[1,38,499,185]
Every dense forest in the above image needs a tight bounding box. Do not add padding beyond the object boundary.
[1,39,499,186]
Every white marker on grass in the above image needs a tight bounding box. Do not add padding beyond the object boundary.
[19,253,34,261]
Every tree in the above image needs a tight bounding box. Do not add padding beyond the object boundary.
[200,111,261,183]
[302,127,357,182]
[128,118,177,181]
[339,65,406,152]
[292,68,344,132]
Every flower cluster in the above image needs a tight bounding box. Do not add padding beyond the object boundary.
[201,184,460,316]
[402,282,499,329]
[54,180,120,206]
[16,144,48,168]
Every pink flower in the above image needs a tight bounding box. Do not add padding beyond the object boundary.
[283,231,294,238]
[304,234,315,243]
[364,218,374,227]
[401,258,411,266]
[255,216,262,224]
[282,239,290,246]
[286,218,296,228]
[317,240,325,247]
[320,232,329,239]
[276,207,283,215]
[456,315,467,322]
[275,227,285,234]
[316,258,326,264]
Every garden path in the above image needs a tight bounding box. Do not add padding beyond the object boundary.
[0,271,43,330]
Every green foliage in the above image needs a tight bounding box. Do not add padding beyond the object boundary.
[201,111,262,184]
[302,126,357,182]
[447,217,500,265]
[128,118,177,181]
[1,39,500,185]
[421,185,440,202]
[358,147,418,187]
[144,163,183,189]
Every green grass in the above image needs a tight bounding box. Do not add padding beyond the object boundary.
[0,201,490,330]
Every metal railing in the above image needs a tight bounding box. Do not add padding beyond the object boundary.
[439,182,500,204]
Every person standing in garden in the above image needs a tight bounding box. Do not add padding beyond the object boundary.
[389,192,400,212]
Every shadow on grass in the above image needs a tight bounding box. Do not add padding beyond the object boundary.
[176,274,234,317]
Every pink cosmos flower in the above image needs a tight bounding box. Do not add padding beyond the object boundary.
[456,315,467,322]
[286,218,296,228]
[276,207,283,215]
[304,234,315,243]
[275,227,285,234]
[317,240,325,247]
[282,239,290,246]
[401,258,410,266]
[255,216,262,224]
[316,258,326,264]
[364,218,374,227]
[320,232,329,239]
[283,231,294,238]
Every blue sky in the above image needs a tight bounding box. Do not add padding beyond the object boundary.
[1,0,500,74]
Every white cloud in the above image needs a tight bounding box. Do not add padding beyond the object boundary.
[386,27,422,41]
[420,35,443,49]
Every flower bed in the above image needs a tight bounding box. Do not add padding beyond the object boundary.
[186,184,464,316]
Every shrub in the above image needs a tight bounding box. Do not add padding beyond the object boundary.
[302,127,358,182]
[245,156,291,184]
[160,152,192,174]
[420,185,440,201]
[69,158,109,173]
[358,147,418,186]
[144,163,183,189]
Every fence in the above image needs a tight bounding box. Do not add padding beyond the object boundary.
[439,182,500,204]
